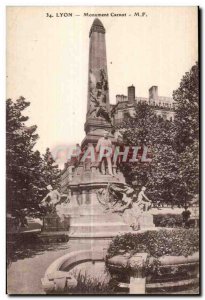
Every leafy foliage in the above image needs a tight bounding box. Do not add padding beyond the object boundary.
[153,214,183,228]
[6,97,60,225]
[173,62,199,199]
[41,147,60,188]
[117,103,180,205]
[107,229,199,259]
[174,62,199,153]
[50,272,116,294]
[117,63,199,207]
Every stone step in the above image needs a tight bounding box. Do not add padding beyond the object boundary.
[69,229,132,238]
[69,223,131,234]
[70,221,128,226]
[70,214,123,223]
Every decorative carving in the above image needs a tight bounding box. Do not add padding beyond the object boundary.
[88,68,112,124]
[96,183,134,213]
[89,25,106,36]
[96,183,154,230]
[41,271,77,293]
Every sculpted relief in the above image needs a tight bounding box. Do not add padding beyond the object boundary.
[97,183,151,212]
[88,68,112,124]
[97,183,152,230]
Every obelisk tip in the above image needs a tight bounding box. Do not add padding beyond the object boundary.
[89,18,105,36]
[92,18,104,28]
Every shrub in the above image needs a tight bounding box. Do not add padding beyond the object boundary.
[153,214,183,228]
[50,273,116,294]
[107,228,199,259]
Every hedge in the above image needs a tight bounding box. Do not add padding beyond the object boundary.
[153,214,183,228]
[107,228,199,259]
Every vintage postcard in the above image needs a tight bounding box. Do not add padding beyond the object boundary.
[6,6,199,295]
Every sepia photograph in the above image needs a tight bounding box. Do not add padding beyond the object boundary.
[6,6,199,295]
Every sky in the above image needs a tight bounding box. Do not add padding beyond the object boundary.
[7,6,198,156]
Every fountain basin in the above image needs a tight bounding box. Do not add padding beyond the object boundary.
[41,248,105,293]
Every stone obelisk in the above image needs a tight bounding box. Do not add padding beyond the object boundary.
[83,18,112,147]
[68,19,130,238]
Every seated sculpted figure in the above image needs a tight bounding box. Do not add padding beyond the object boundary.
[40,185,70,213]
[123,188,151,230]
[137,186,152,211]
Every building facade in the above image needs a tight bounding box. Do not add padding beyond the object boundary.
[111,85,176,126]
[60,162,74,193]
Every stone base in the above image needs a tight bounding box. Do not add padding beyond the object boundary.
[39,232,69,243]
[56,198,131,238]
[138,212,155,230]
[68,203,131,238]
[65,167,132,238]
[42,213,70,232]
[69,222,131,238]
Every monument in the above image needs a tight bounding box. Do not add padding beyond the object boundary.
[67,19,131,238]
[84,18,112,145]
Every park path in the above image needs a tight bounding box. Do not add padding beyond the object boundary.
[7,239,92,294]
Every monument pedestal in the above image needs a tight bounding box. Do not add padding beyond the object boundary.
[68,171,131,238]
[138,212,155,230]
[42,213,70,232]
[69,206,131,238]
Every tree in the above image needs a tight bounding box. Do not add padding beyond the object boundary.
[116,102,180,206]
[117,62,199,208]
[7,97,42,223]
[41,147,60,189]
[6,97,60,225]
[174,62,199,153]
[173,62,199,202]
